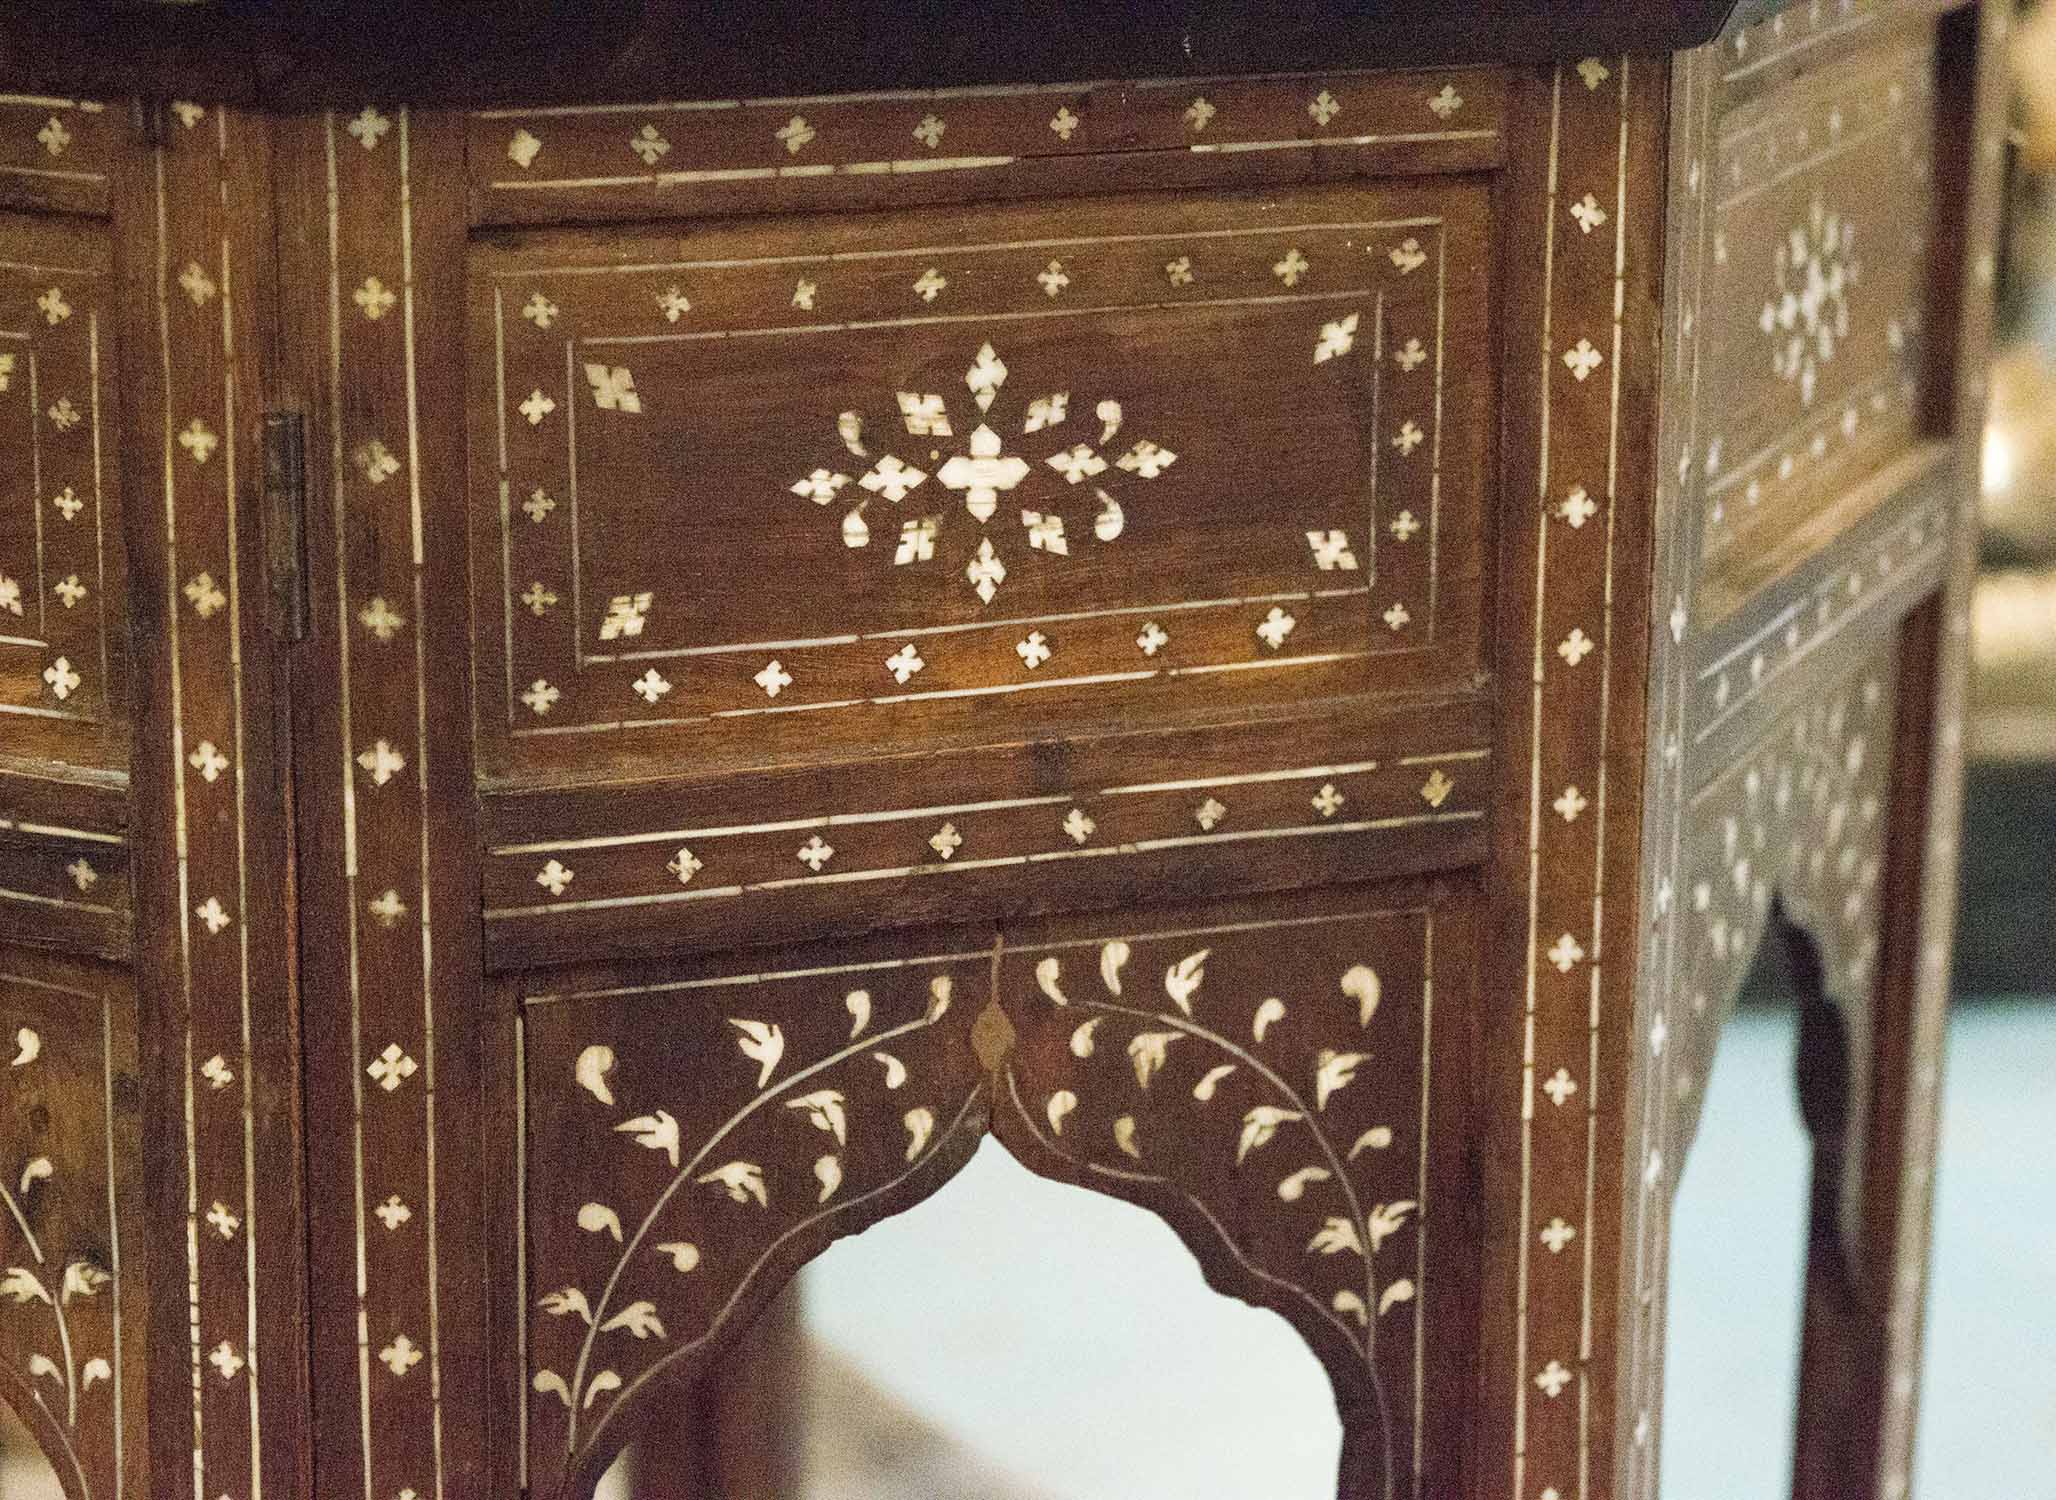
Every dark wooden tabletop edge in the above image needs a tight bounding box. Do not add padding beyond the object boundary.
[0,2,1746,109]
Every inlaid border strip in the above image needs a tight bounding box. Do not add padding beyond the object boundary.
[152,104,265,1500]
[321,104,448,1500]
[1503,53,1643,1500]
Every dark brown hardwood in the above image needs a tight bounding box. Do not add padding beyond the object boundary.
[0,1,2007,1497]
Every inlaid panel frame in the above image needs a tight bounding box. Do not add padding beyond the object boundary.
[1619,3,2011,1496]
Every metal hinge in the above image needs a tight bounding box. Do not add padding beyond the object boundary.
[261,412,310,644]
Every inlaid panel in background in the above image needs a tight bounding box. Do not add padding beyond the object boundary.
[1694,10,1941,620]
[509,883,1475,1500]
[0,949,145,1499]
[471,178,1492,782]
[0,209,124,774]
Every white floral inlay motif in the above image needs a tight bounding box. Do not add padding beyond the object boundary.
[188,741,229,783]
[356,740,406,786]
[179,419,219,464]
[360,596,405,641]
[885,644,924,684]
[1760,196,1856,406]
[794,342,1169,607]
[630,125,672,165]
[345,107,391,150]
[42,657,80,700]
[508,129,543,168]
[354,277,396,320]
[368,1043,419,1092]
[1050,107,1081,140]
[1314,313,1359,365]
[1307,530,1358,571]
[187,571,229,620]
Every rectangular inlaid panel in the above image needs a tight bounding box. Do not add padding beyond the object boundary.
[508,882,1475,1499]
[0,209,124,773]
[469,178,1492,786]
[1694,16,1937,616]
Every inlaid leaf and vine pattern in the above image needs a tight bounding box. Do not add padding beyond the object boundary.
[0,971,134,1498]
[993,908,1432,1500]
[522,952,992,1496]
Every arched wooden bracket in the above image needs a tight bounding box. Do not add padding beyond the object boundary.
[989,910,1436,1500]
[1661,656,1897,1265]
[522,948,994,1498]
[518,889,1464,1500]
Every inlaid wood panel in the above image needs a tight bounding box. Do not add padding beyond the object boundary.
[470,178,1492,779]
[468,68,1506,226]
[480,698,1491,970]
[509,881,1474,1500]
[1692,7,1941,618]
[0,948,145,1499]
[0,209,125,776]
